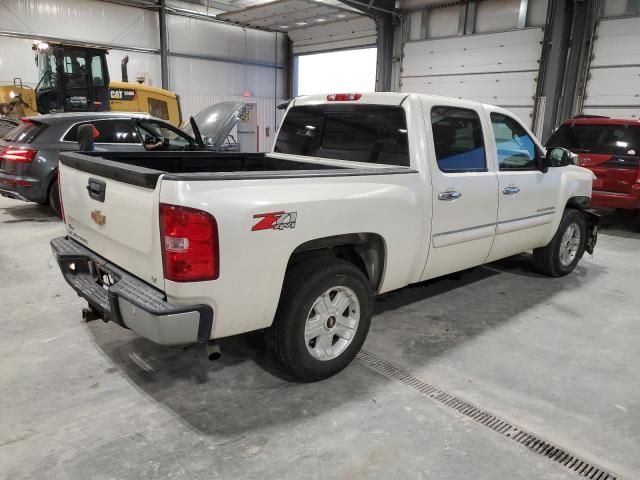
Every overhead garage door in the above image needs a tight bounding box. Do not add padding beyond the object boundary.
[582,16,640,120]
[218,0,376,55]
[401,28,544,127]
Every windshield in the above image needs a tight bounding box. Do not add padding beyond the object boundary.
[547,123,640,156]
[3,121,44,143]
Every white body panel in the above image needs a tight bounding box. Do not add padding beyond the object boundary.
[59,92,594,342]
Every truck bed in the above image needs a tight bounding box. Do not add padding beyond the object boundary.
[59,151,416,189]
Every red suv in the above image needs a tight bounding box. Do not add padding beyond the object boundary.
[546,117,640,211]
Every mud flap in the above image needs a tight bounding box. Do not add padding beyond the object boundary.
[583,209,600,255]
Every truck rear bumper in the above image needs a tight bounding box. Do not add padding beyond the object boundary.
[50,236,213,345]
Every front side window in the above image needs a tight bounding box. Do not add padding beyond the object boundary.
[136,120,192,151]
[274,105,409,167]
[63,119,139,144]
[431,106,486,172]
[490,113,538,170]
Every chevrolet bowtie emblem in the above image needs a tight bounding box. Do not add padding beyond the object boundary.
[91,209,106,226]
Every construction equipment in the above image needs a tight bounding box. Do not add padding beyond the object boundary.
[0,41,181,126]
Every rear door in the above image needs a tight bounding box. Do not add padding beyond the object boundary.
[547,122,640,194]
[420,100,498,280]
[59,158,165,289]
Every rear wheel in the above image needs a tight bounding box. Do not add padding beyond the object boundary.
[48,179,61,217]
[532,208,586,277]
[265,257,373,382]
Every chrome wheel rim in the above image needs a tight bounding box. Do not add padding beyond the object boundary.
[304,286,360,361]
[559,222,581,267]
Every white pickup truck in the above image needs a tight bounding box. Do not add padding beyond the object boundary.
[51,92,598,381]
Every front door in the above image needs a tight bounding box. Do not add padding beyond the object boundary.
[485,111,560,262]
[421,101,499,280]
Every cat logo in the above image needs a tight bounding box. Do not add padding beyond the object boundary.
[91,209,106,226]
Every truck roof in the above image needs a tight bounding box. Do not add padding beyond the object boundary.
[292,92,499,111]
[25,111,154,123]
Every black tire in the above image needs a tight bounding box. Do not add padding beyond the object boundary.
[532,208,587,277]
[265,257,373,382]
[48,179,61,218]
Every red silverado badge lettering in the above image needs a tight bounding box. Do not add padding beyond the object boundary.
[252,211,297,231]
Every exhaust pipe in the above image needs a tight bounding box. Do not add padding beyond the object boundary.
[205,340,222,361]
[121,56,129,82]
[82,305,101,322]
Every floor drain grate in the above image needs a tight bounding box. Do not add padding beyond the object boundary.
[357,350,620,480]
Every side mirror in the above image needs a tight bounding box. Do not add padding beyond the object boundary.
[546,147,577,167]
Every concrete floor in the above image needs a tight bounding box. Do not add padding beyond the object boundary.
[1,195,639,480]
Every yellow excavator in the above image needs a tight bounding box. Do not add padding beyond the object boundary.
[0,41,181,126]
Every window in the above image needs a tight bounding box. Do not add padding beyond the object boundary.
[274,105,410,167]
[3,121,44,143]
[136,120,193,151]
[62,51,88,88]
[90,55,106,87]
[431,107,486,172]
[490,113,538,170]
[148,98,169,120]
[547,123,640,157]
[63,119,139,144]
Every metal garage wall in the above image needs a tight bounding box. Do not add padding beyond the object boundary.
[290,17,377,54]
[398,0,547,127]
[401,28,543,126]
[582,16,640,120]
[0,0,286,150]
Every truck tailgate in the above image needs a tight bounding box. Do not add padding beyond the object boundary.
[59,159,165,289]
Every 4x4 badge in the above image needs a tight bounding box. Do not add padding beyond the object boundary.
[252,211,297,231]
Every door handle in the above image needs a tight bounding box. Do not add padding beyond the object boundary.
[438,191,462,201]
[502,186,520,195]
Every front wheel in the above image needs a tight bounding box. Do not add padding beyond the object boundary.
[532,208,587,277]
[265,257,373,382]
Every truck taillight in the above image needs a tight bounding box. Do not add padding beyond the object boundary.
[327,93,362,101]
[160,203,219,282]
[0,146,37,164]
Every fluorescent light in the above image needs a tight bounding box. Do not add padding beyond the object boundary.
[315,18,326,22]
[295,21,307,26]
[279,25,289,28]
[336,13,346,18]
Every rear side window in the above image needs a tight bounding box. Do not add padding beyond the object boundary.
[274,105,409,166]
[3,121,44,143]
[63,119,139,144]
[431,107,486,172]
[547,123,640,156]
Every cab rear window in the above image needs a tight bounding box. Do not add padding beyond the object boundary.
[547,123,640,156]
[274,105,410,167]
[3,121,45,143]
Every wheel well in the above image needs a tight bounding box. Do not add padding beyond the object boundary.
[566,196,591,212]
[288,233,386,291]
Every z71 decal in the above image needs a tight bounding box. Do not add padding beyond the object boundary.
[252,211,298,231]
